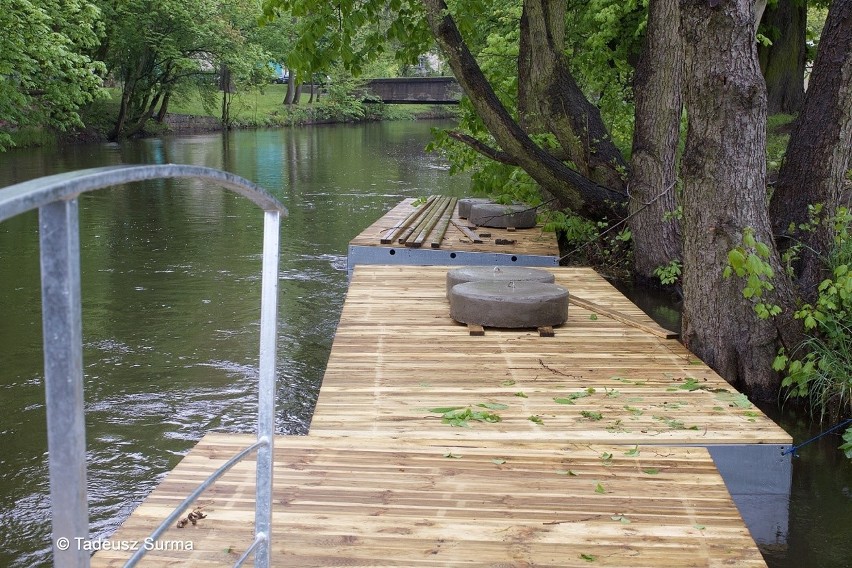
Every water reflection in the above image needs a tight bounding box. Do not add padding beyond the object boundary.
[0,122,466,566]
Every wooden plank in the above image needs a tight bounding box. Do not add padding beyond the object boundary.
[408,196,453,248]
[468,323,485,336]
[380,195,436,244]
[449,218,484,243]
[92,434,767,567]
[397,197,446,245]
[429,197,458,248]
[569,295,679,339]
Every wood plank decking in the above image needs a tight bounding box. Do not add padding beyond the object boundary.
[310,266,790,447]
[94,263,788,565]
[92,434,767,567]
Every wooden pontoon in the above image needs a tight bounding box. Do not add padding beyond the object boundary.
[347,198,559,276]
[95,264,789,565]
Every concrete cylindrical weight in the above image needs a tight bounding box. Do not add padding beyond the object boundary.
[449,280,569,328]
[457,198,492,219]
[446,266,555,298]
[467,203,536,228]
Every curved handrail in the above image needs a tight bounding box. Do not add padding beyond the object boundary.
[0,165,285,567]
[0,164,287,223]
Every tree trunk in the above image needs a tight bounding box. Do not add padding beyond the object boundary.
[284,74,296,105]
[155,91,170,123]
[758,0,807,114]
[522,0,629,191]
[222,90,232,129]
[679,0,796,399]
[769,0,852,300]
[517,6,535,131]
[628,0,683,282]
[421,0,627,219]
[293,83,302,104]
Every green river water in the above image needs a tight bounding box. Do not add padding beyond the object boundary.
[0,121,849,567]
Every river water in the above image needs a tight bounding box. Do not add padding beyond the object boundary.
[0,122,849,567]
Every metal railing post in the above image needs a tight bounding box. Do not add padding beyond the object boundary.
[254,210,281,567]
[39,198,89,567]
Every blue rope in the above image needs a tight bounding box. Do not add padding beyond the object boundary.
[782,417,852,456]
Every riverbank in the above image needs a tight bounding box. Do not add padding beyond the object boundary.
[10,83,459,149]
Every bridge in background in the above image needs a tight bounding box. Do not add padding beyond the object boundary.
[363,76,461,104]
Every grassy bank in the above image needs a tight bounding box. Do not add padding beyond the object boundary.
[56,84,457,145]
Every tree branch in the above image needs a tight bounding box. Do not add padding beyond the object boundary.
[446,131,520,165]
[421,0,626,219]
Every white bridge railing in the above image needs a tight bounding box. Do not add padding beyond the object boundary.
[0,165,286,567]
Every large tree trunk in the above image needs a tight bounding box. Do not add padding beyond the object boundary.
[758,0,807,115]
[679,0,796,399]
[628,0,683,282]
[421,0,627,219]
[769,0,852,300]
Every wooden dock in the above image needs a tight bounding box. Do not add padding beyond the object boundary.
[347,198,560,276]
[92,434,767,567]
[94,264,790,565]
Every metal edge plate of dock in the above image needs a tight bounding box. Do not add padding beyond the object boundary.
[93,200,791,566]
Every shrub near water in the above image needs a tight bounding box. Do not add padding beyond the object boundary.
[775,207,852,456]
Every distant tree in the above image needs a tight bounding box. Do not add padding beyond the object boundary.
[758,0,808,114]
[97,0,264,139]
[0,0,105,150]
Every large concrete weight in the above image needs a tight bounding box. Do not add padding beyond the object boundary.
[457,198,492,219]
[446,266,555,298]
[468,203,536,228]
[449,280,569,328]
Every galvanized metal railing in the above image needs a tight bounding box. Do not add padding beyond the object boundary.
[0,165,287,568]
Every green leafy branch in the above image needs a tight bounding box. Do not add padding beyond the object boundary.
[723,227,781,319]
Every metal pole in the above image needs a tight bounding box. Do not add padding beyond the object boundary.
[39,198,89,567]
[254,210,281,567]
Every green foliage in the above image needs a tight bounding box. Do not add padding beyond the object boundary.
[428,405,503,427]
[553,388,595,405]
[98,0,272,137]
[566,0,646,155]
[841,427,852,458]
[541,211,633,276]
[0,0,106,150]
[263,0,432,79]
[766,113,795,174]
[653,259,682,286]
[723,227,782,319]
[777,208,852,440]
[662,205,683,222]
